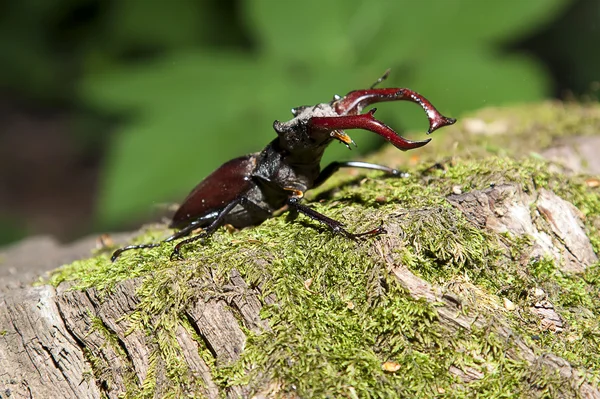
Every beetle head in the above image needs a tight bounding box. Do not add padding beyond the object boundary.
[273,102,349,154]
[272,119,331,154]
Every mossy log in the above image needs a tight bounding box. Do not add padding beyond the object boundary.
[1,101,600,398]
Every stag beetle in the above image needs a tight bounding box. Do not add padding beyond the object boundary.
[111,71,456,261]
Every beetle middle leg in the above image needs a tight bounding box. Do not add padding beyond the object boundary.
[170,196,271,260]
[285,189,385,239]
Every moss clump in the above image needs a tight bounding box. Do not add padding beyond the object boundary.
[48,101,600,397]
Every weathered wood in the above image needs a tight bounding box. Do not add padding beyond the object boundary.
[447,184,598,272]
[0,286,100,399]
[54,285,131,398]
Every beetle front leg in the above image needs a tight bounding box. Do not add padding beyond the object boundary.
[309,109,431,151]
[313,160,408,188]
[285,189,385,239]
[333,88,456,134]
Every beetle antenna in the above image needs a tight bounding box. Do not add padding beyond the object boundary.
[370,68,391,89]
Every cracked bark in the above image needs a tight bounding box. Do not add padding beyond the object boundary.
[0,286,99,399]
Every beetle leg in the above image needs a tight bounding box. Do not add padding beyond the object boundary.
[333,88,456,134]
[169,197,247,259]
[309,109,432,151]
[111,243,161,262]
[170,196,271,260]
[313,160,408,188]
[110,214,217,262]
[285,190,385,239]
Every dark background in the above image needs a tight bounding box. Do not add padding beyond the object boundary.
[0,0,598,246]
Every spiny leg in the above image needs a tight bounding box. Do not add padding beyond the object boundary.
[313,160,408,188]
[170,196,271,260]
[111,243,161,262]
[110,214,217,262]
[285,189,385,239]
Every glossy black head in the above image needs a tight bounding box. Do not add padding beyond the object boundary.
[272,102,342,154]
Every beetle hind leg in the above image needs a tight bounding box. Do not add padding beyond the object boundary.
[287,196,385,239]
[111,243,160,262]
[110,215,214,262]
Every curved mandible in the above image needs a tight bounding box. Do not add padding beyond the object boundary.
[334,88,456,134]
[309,109,431,151]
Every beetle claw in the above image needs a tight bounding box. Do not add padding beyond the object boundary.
[170,248,183,261]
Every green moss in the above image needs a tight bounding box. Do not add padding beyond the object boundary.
[80,348,107,397]
[47,101,600,397]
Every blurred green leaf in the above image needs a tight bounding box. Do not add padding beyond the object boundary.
[410,49,551,112]
[438,0,571,44]
[102,0,212,54]
[245,0,364,65]
[246,0,571,65]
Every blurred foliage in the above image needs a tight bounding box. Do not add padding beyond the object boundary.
[520,0,600,98]
[4,0,597,235]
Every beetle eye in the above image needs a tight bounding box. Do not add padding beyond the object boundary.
[273,120,285,134]
[291,105,309,117]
